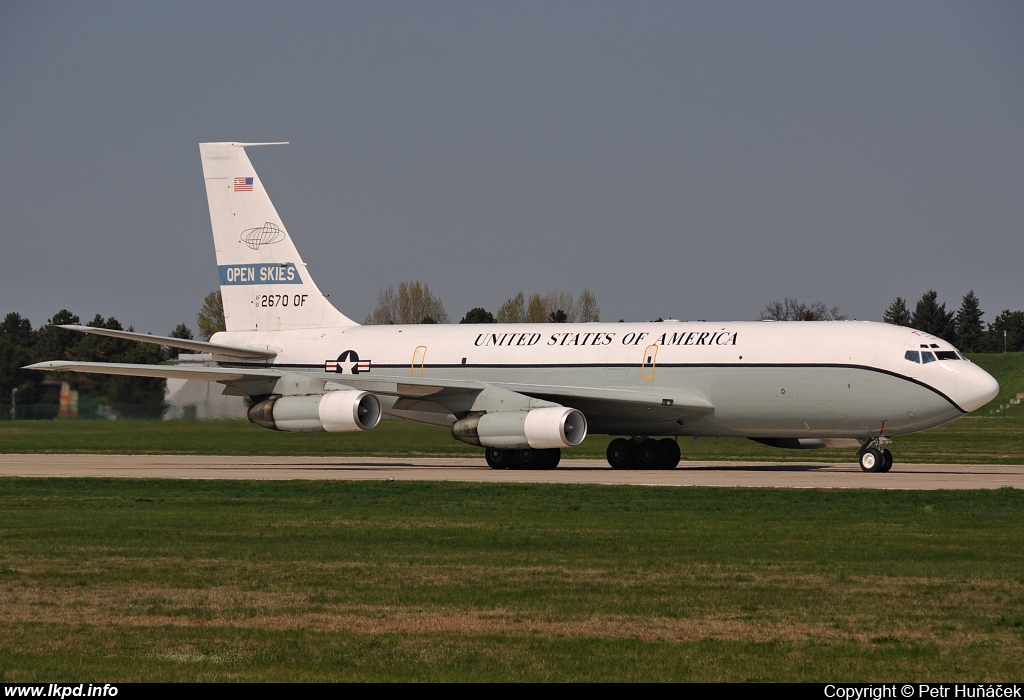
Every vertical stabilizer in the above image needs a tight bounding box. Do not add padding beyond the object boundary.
[200,142,356,332]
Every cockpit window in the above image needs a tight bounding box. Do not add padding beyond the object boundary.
[921,351,936,364]
[935,351,960,361]
[904,350,920,363]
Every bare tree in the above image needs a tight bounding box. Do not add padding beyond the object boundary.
[760,297,845,321]
[497,289,600,323]
[496,292,527,323]
[363,280,450,325]
[576,289,600,322]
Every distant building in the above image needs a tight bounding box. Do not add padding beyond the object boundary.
[164,353,248,420]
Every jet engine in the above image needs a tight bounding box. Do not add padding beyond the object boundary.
[248,390,381,432]
[451,407,587,449]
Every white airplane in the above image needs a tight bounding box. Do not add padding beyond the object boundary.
[27,142,1000,473]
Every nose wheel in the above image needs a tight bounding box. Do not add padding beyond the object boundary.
[859,445,893,473]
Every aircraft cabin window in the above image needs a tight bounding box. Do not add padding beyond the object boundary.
[935,351,959,361]
[904,351,921,363]
[921,351,936,364]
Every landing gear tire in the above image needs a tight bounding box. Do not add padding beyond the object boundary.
[545,448,561,470]
[658,438,681,469]
[638,439,662,468]
[879,448,893,473]
[512,448,561,470]
[860,447,886,473]
[607,438,632,469]
[485,447,515,470]
[514,448,540,469]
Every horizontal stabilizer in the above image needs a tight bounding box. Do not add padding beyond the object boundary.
[25,360,283,382]
[57,325,277,360]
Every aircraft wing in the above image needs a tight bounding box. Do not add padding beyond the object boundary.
[26,361,715,419]
[57,325,277,360]
[322,374,715,418]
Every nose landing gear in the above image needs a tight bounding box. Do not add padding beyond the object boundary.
[858,439,893,473]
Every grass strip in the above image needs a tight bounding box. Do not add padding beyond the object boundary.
[0,478,1022,681]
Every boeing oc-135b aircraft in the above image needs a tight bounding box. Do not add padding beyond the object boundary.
[28,143,999,473]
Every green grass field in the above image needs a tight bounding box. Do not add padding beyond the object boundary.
[0,478,1022,682]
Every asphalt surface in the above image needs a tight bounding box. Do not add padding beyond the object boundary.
[1,454,1022,489]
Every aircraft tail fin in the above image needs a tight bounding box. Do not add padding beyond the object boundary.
[199,142,356,332]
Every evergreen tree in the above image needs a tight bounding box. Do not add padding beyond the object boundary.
[459,308,495,324]
[954,291,984,352]
[106,341,167,418]
[0,312,44,408]
[883,297,911,326]
[984,310,1024,353]
[170,323,195,340]
[70,315,168,417]
[34,310,81,364]
[910,291,955,342]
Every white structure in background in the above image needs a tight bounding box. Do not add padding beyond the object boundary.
[164,353,247,420]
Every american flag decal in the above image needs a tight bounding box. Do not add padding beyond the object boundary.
[234,177,254,192]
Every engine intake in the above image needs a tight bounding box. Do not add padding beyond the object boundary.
[452,407,587,449]
[248,390,381,432]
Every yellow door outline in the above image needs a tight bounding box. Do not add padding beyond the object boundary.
[642,344,658,380]
[411,346,427,377]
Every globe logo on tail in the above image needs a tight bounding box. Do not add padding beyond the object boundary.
[240,222,285,250]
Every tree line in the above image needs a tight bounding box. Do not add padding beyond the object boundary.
[881,290,1022,353]
[760,290,1023,353]
[0,292,227,420]
[0,311,183,419]
[363,280,600,325]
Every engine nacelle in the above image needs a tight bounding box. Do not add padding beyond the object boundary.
[248,390,381,433]
[451,407,587,449]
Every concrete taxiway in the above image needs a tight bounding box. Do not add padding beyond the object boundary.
[1,454,1022,489]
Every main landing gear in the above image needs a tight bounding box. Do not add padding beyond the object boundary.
[857,439,893,473]
[485,447,561,470]
[606,437,681,470]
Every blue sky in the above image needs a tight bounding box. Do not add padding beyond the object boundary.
[2,1,1022,332]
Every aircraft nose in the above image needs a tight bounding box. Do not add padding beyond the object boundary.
[955,362,999,413]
